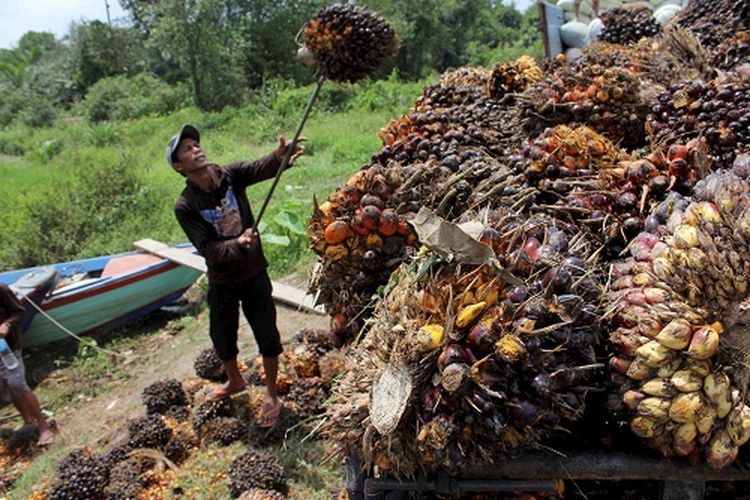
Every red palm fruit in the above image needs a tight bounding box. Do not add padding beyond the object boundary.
[397,220,411,236]
[378,209,399,236]
[360,194,385,209]
[361,205,381,231]
[366,233,384,251]
[479,227,501,252]
[667,144,689,162]
[340,185,361,205]
[350,214,369,236]
[331,313,347,333]
[324,220,350,245]
[467,323,494,356]
[523,237,541,263]
[437,344,468,370]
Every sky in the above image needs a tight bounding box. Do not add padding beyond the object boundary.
[0,0,127,49]
[0,0,535,50]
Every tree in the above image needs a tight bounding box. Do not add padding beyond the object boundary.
[67,21,148,91]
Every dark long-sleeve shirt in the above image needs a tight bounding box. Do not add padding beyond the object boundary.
[174,152,282,285]
[0,282,25,350]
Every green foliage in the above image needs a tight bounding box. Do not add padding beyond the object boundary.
[78,73,188,122]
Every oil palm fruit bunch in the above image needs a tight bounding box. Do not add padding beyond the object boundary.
[49,447,108,500]
[440,66,491,89]
[307,165,418,340]
[676,0,750,57]
[141,378,188,415]
[286,377,329,419]
[487,55,544,100]
[164,430,195,464]
[228,450,287,498]
[645,71,750,168]
[200,417,246,446]
[519,63,649,148]
[506,126,708,256]
[322,209,606,476]
[606,169,750,468]
[192,398,234,430]
[712,31,750,70]
[300,4,398,83]
[194,347,226,381]
[104,455,155,499]
[127,414,173,449]
[599,7,662,46]
[238,489,287,500]
[100,444,132,479]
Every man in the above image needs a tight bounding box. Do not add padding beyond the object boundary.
[167,124,304,427]
[0,282,55,446]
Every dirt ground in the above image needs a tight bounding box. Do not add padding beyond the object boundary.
[0,283,330,496]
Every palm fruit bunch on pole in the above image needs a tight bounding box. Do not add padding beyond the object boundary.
[300,4,399,83]
[598,6,662,46]
[676,0,750,69]
[645,70,750,168]
[518,61,649,148]
[606,168,750,469]
[321,209,607,477]
[487,55,544,100]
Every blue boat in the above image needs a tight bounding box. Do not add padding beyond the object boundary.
[0,245,202,347]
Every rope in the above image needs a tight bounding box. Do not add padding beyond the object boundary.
[21,295,124,359]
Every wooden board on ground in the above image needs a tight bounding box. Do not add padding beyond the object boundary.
[133,238,325,315]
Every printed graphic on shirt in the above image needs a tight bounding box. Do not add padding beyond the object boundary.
[200,188,243,239]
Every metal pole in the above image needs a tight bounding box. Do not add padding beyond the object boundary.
[253,73,326,229]
[105,0,112,26]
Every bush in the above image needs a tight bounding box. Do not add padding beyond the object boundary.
[19,96,56,127]
[0,88,24,128]
[78,73,189,123]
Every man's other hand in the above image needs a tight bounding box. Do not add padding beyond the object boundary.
[275,135,306,165]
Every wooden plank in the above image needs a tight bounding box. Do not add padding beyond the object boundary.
[133,239,325,315]
[133,239,207,273]
[272,281,325,315]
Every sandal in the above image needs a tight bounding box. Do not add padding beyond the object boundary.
[258,398,282,428]
[206,382,246,402]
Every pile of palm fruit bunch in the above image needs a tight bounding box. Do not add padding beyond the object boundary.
[309,62,534,340]
[321,207,608,476]
[675,0,750,70]
[486,55,544,100]
[645,70,750,168]
[598,6,662,46]
[299,4,399,83]
[606,165,750,469]
[305,0,750,480]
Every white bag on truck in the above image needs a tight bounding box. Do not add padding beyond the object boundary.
[560,20,591,48]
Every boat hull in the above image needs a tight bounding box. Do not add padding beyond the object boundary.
[0,247,202,347]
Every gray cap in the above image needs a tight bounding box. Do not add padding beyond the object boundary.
[165,124,200,167]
